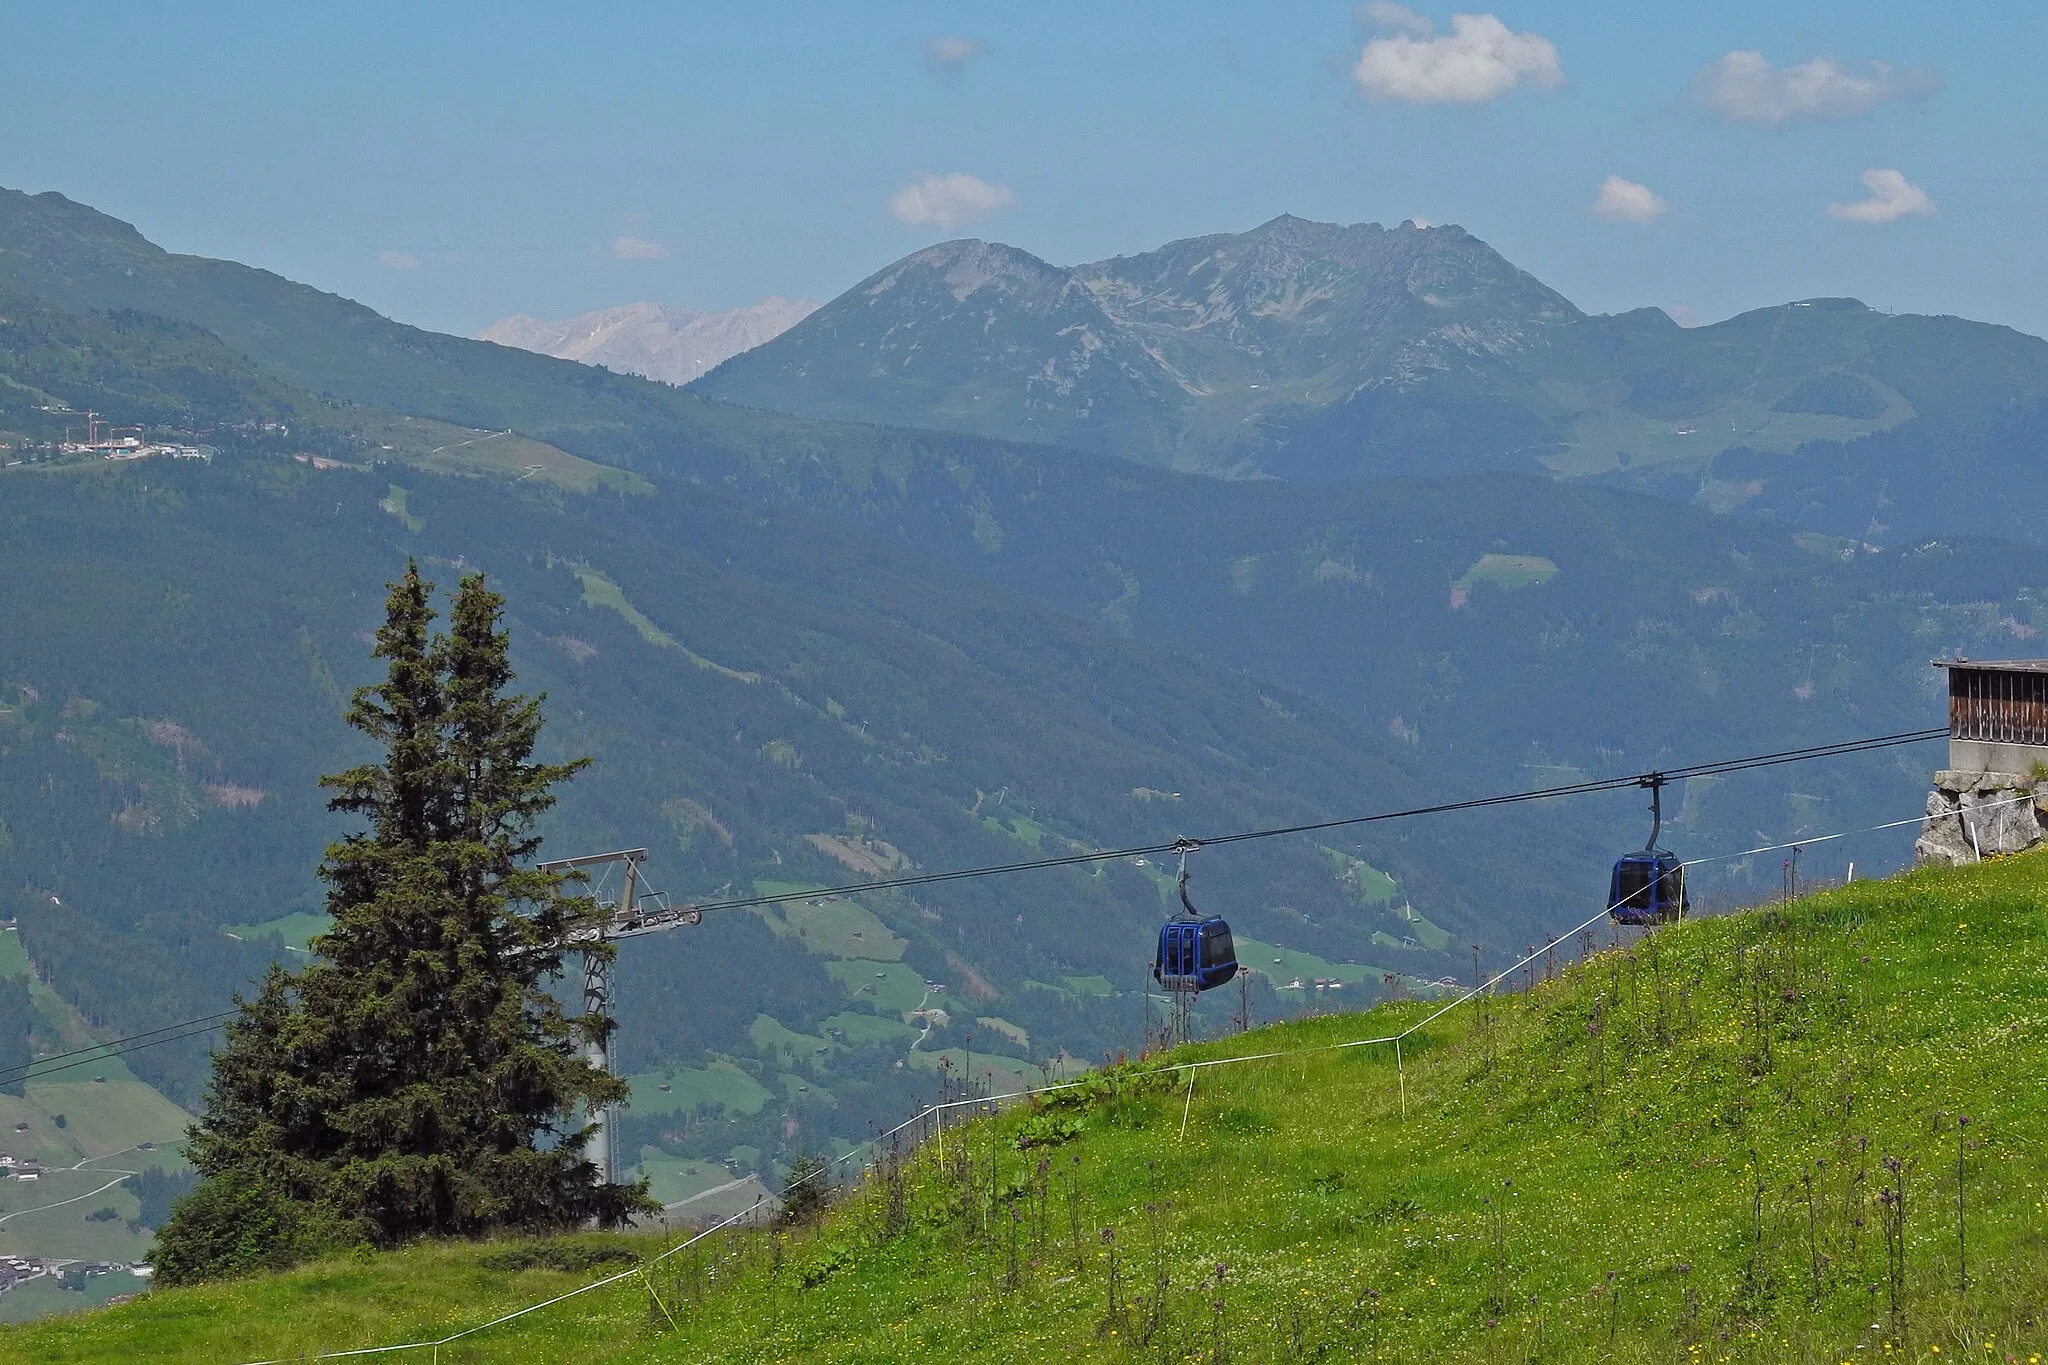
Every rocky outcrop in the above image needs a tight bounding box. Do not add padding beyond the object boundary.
[1914,770,2048,866]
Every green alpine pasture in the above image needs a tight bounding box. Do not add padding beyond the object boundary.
[11,851,2048,1363]
[1453,552,1560,594]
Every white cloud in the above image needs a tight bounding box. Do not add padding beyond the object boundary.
[886,172,1017,233]
[923,35,986,74]
[1352,10,1563,105]
[609,234,670,261]
[1356,2,1434,38]
[376,250,422,270]
[1591,175,1668,225]
[1828,167,1935,224]
[1691,51,1940,128]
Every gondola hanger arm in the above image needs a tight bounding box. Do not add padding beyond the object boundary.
[1173,837,1203,919]
[1638,772,1665,852]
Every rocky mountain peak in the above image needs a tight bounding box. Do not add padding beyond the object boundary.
[860,237,1077,312]
[691,214,1588,470]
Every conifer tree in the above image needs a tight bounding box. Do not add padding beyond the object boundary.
[158,565,644,1282]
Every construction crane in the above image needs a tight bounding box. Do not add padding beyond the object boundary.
[60,411,102,447]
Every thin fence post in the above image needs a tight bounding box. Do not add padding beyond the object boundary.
[641,1267,680,1332]
[1395,1037,1407,1121]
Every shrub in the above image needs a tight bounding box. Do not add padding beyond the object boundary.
[148,1171,345,1287]
[777,1154,833,1229]
[478,1238,641,1273]
[1014,1112,1085,1150]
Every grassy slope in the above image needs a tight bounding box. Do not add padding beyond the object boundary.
[10,850,2048,1363]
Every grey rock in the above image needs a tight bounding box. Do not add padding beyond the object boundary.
[1915,773,2048,865]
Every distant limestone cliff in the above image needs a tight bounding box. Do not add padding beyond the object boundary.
[478,297,817,387]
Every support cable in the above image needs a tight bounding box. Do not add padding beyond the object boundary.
[620,728,1945,930]
[0,1014,233,1090]
[1677,792,2032,870]
[88,723,1949,1097]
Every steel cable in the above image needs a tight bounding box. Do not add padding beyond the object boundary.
[621,727,1946,929]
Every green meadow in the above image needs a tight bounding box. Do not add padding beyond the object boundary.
[12,850,2048,1362]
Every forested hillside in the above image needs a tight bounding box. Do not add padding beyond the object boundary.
[0,186,841,475]
[0,454,1480,1137]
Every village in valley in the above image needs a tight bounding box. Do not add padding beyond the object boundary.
[1,407,214,466]
[0,1252,151,1306]
[0,1152,155,1314]
[0,1141,165,1316]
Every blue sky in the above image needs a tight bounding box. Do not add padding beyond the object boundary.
[6,2,2042,337]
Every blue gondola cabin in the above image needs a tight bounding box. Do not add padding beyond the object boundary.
[1155,916,1238,991]
[1608,852,1686,926]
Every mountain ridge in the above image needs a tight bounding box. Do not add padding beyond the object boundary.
[693,213,2048,503]
[9,186,2046,547]
[696,214,1582,471]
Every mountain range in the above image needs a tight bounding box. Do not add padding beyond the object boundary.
[0,185,2038,1217]
[477,297,816,386]
[693,215,2048,542]
[696,215,1576,474]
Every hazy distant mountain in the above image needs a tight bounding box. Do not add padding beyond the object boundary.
[478,297,816,386]
[694,215,2048,490]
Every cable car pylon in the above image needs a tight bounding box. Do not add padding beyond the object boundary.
[535,847,702,1187]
